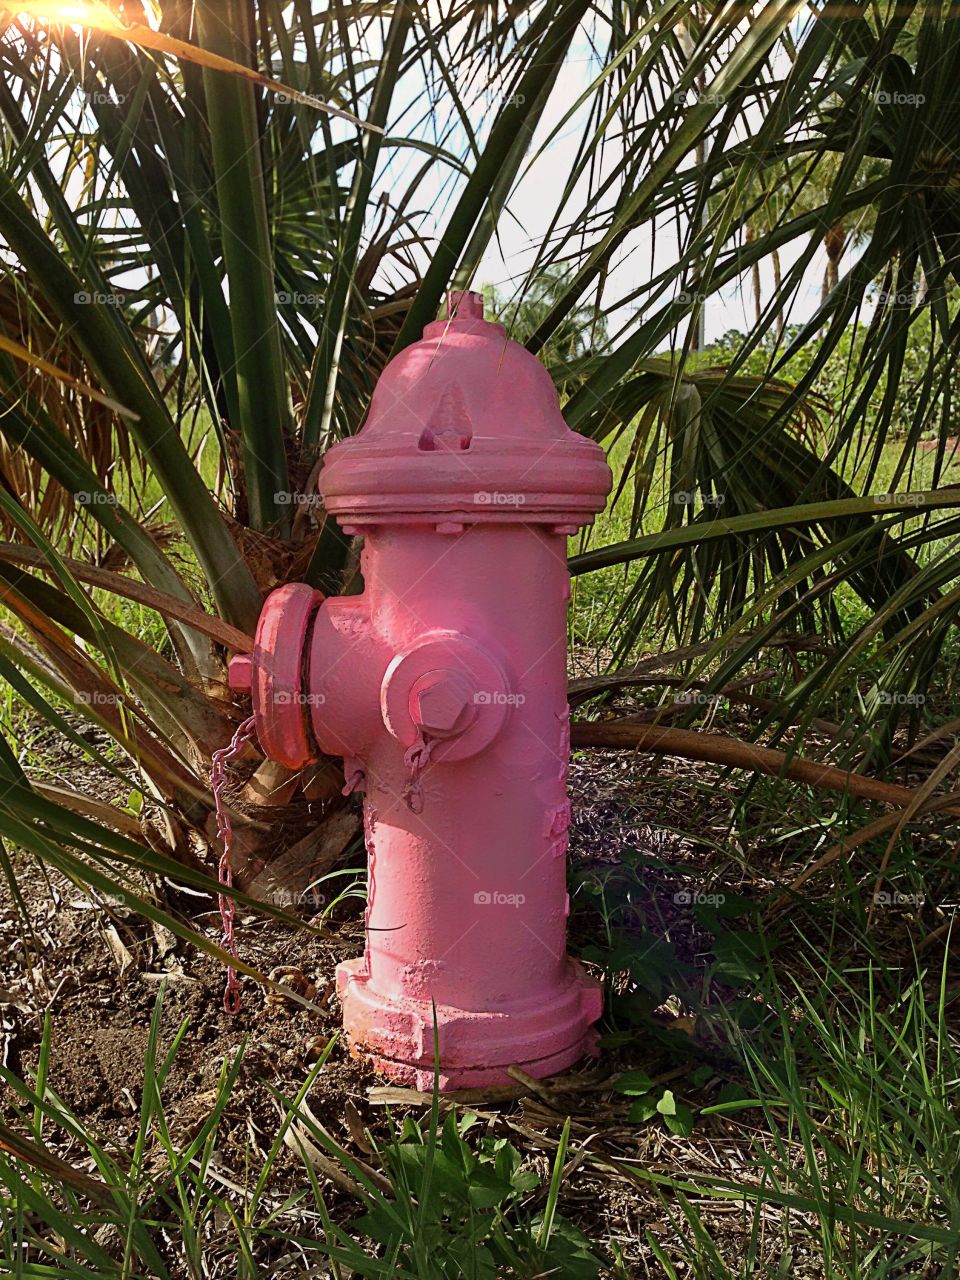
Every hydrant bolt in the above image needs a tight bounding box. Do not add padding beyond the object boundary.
[227,653,253,692]
[410,671,475,737]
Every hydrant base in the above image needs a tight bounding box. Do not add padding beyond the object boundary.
[346,1036,598,1094]
[336,957,602,1091]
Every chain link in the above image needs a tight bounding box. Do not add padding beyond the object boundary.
[401,730,434,813]
[210,714,258,1014]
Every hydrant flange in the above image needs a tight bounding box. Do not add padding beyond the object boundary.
[229,582,323,771]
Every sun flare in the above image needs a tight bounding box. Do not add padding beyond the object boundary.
[9,1,123,31]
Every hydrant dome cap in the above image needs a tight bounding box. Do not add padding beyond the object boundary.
[319,311,611,527]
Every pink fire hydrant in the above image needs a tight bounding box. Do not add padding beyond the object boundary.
[230,291,611,1089]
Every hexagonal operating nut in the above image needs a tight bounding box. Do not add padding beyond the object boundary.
[411,671,475,737]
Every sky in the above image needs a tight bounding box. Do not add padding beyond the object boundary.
[6,2,839,353]
[371,12,837,351]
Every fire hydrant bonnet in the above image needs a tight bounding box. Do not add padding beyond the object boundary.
[319,295,611,526]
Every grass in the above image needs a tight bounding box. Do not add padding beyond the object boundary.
[577,857,959,1276]
[1,872,956,1277]
[0,993,616,1278]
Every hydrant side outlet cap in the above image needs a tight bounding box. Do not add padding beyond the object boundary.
[250,583,324,770]
[319,306,611,526]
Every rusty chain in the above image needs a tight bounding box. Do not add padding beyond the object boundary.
[210,714,258,1014]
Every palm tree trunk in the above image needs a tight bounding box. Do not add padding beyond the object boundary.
[772,247,784,337]
[822,218,846,303]
[747,222,762,324]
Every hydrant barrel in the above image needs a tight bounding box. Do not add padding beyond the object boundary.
[237,290,612,1090]
[358,525,576,1017]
